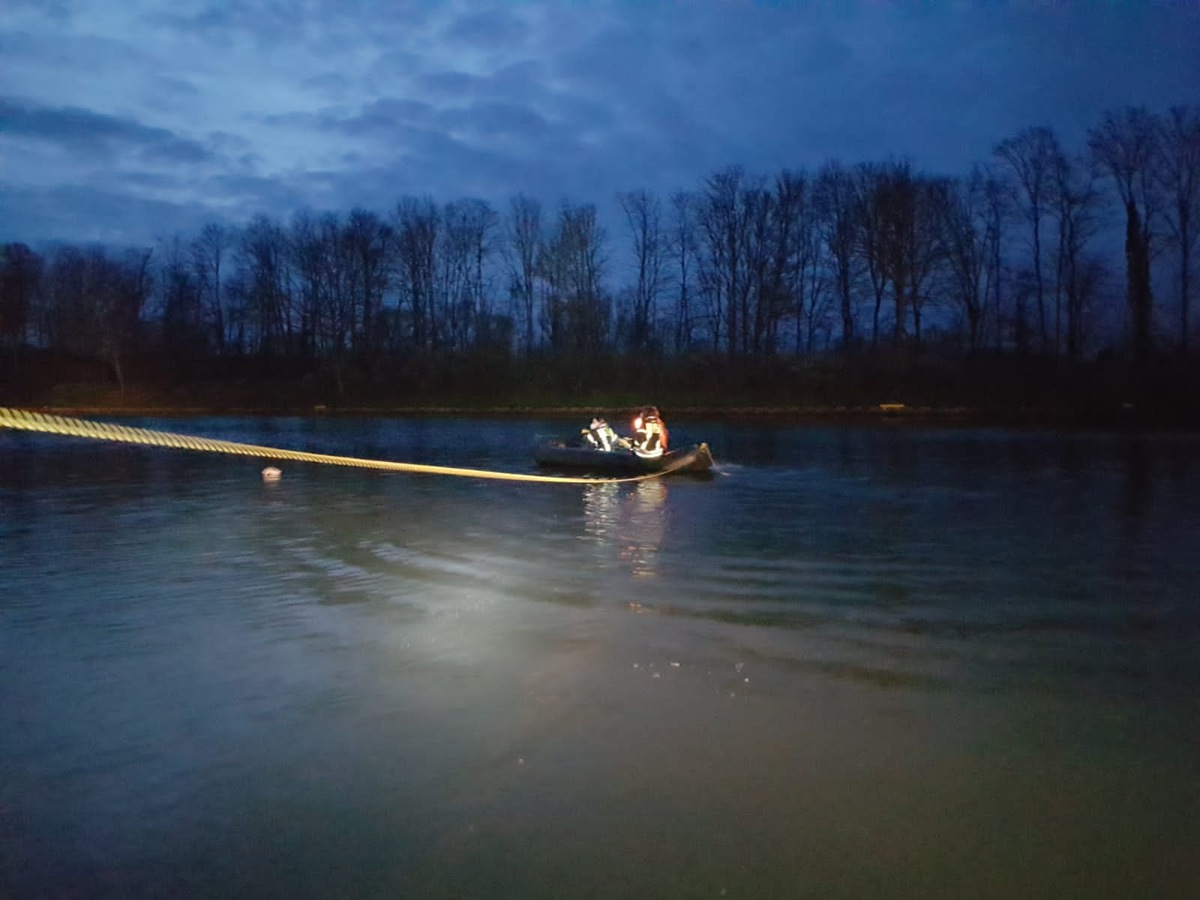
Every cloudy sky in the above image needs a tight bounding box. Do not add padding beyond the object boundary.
[2,0,1198,249]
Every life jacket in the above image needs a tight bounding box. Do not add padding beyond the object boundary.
[585,420,617,450]
[594,423,617,450]
[633,415,667,457]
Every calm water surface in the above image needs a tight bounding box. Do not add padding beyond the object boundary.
[2,416,1198,899]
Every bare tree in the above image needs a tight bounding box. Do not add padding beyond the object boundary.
[762,170,807,355]
[1088,106,1161,366]
[942,167,992,351]
[448,202,505,357]
[1156,104,1200,351]
[0,243,42,363]
[857,161,949,348]
[159,235,206,363]
[502,194,542,357]
[668,191,700,353]
[697,166,760,356]
[995,126,1064,352]
[237,214,294,356]
[982,171,1010,350]
[618,188,667,354]
[814,161,860,351]
[190,222,231,354]
[439,198,496,353]
[907,176,952,346]
[740,184,774,354]
[1050,154,1102,359]
[41,246,152,397]
[106,248,153,398]
[394,197,439,354]
[855,162,892,345]
[342,208,394,363]
[290,211,354,388]
[799,220,831,354]
[539,202,609,359]
[288,211,322,361]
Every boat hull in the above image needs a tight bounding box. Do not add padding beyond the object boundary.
[534,440,714,475]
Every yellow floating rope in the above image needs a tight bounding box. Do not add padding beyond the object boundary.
[0,407,693,484]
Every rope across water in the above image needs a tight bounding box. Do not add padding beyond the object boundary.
[0,407,691,484]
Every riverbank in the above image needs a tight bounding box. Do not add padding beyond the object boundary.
[4,348,1198,430]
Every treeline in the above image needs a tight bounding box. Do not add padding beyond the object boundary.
[1,103,1198,409]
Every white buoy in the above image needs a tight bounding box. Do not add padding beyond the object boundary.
[261,466,282,481]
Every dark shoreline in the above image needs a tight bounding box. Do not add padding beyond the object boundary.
[5,344,1200,432]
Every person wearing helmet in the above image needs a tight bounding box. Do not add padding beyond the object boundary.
[630,406,668,458]
[582,416,619,451]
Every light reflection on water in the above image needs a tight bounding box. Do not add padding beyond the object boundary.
[2,418,1199,898]
[581,479,667,580]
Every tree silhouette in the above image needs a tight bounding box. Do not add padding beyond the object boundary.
[0,243,42,364]
[1157,104,1200,351]
[995,126,1063,353]
[1089,107,1161,368]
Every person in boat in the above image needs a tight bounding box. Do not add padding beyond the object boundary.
[582,416,620,451]
[630,406,668,458]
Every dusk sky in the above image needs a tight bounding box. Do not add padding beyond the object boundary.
[3,0,1198,250]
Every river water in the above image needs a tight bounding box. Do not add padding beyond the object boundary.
[2,416,1198,899]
